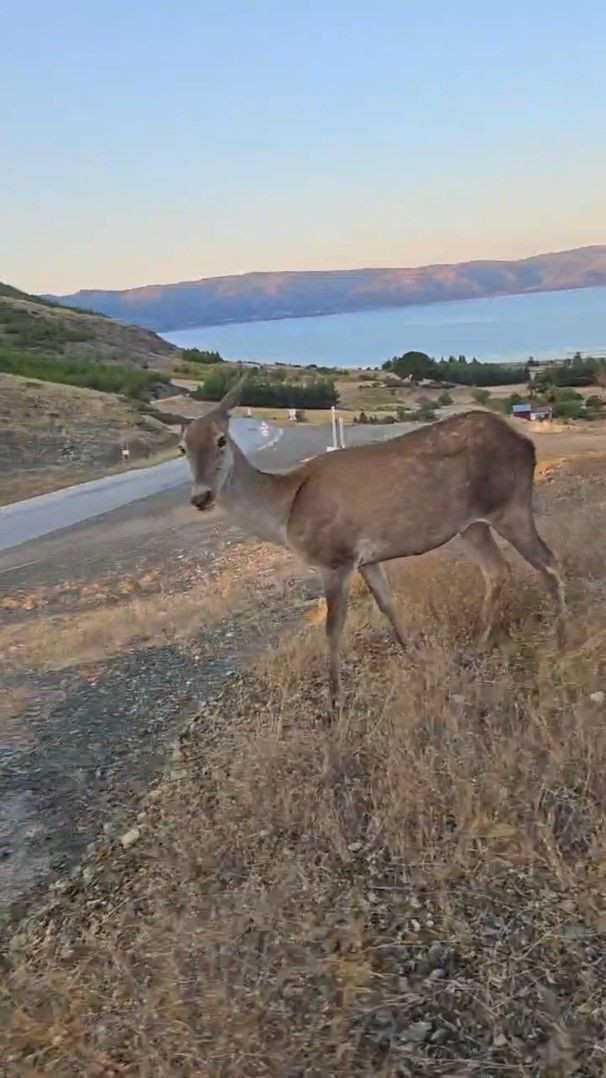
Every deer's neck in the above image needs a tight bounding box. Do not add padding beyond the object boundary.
[217,439,299,547]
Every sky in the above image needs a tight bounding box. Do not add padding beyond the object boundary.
[2,1,606,294]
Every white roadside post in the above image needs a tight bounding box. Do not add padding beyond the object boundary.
[338,415,345,448]
[331,405,338,447]
[327,405,340,452]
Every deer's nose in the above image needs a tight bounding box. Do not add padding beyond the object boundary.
[191,490,213,511]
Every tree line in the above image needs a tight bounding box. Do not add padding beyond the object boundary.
[181,347,224,365]
[382,351,528,386]
[193,366,339,408]
[382,350,606,388]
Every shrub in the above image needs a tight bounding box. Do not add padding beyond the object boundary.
[552,386,583,402]
[409,407,437,422]
[353,411,397,425]
[553,399,585,420]
[437,390,453,405]
[585,395,605,410]
[472,389,491,405]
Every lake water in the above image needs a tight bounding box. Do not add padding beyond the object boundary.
[164,285,606,369]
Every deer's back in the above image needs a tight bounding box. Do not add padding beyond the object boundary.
[286,411,535,568]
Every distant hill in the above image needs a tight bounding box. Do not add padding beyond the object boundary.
[49,245,606,332]
[0,282,178,369]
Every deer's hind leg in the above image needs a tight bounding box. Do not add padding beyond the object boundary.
[359,562,406,650]
[492,502,566,645]
[460,522,509,644]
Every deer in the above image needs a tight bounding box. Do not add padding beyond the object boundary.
[179,377,565,716]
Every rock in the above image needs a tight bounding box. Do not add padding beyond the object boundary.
[402,1020,432,1044]
[589,691,604,704]
[120,827,140,849]
[82,866,95,884]
[493,1032,508,1047]
[565,921,589,940]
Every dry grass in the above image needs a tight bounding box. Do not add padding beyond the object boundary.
[0,547,294,675]
[2,466,606,1074]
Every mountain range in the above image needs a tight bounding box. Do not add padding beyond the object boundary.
[50,245,606,333]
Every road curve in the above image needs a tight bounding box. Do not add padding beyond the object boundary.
[0,458,191,554]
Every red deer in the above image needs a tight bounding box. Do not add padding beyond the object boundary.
[180,379,565,715]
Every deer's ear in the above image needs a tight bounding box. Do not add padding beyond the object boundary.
[219,371,248,414]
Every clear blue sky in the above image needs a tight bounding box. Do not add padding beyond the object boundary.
[2,1,605,294]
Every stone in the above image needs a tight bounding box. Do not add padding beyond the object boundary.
[402,1020,432,1044]
[120,827,140,849]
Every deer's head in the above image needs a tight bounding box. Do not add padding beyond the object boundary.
[179,375,246,512]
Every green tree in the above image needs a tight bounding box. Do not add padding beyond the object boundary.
[390,351,437,383]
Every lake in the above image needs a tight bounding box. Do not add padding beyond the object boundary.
[163,285,606,369]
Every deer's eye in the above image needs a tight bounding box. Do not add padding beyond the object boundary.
[178,444,186,455]
[217,434,227,448]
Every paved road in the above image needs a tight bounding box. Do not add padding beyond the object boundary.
[0,420,415,557]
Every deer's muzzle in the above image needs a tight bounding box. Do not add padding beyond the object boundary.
[190,490,214,512]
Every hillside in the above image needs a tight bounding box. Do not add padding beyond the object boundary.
[0,373,177,505]
[0,282,178,369]
[51,245,606,331]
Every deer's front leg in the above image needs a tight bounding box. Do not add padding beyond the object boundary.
[323,569,351,719]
